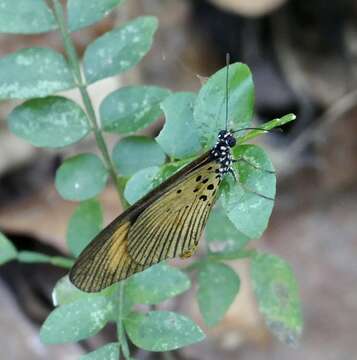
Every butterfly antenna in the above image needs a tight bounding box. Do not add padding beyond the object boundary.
[225,53,230,131]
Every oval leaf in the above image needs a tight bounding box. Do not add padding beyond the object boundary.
[0,48,74,100]
[197,261,240,326]
[84,17,158,84]
[40,296,112,344]
[68,0,125,32]
[112,136,166,176]
[125,263,191,305]
[67,199,103,256]
[125,311,205,351]
[79,343,119,360]
[251,252,303,346]
[221,144,276,239]
[156,92,202,159]
[101,85,170,133]
[0,232,17,265]
[194,62,254,148]
[206,204,250,255]
[8,96,89,148]
[0,0,57,34]
[55,153,108,201]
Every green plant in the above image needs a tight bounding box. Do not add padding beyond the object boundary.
[0,0,302,358]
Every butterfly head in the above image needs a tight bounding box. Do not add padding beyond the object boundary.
[211,130,236,176]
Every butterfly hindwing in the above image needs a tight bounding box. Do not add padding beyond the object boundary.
[69,220,149,292]
[127,161,221,266]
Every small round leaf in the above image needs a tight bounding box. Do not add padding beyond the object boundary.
[125,263,191,305]
[125,311,205,351]
[197,261,240,326]
[68,0,125,32]
[67,199,103,256]
[84,17,158,84]
[0,0,57,34]
[79,343,119,360]
[55,153,108,201]
[194,62,254,148]
[40,296,113,344]
[0,48,74,100]
[156,92,202,159]
[251,252,303,346]
[221,144,276,239]
[8,96,89,148]
[112,136,166,176]
[100,85,170,133]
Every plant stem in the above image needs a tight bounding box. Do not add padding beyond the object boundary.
[52,2,131,357]
[117,281,131,359]
[51,0,124,205]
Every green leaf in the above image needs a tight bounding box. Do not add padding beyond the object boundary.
[68,0,125,32]
[52,275,116,307]
[125,263,191,305]
[55,153,109,201]
[67,199,103,256]
[40,296,113,344]
[206,204,250,255]
[237,113,296,145]
[221,144,276,239]
[8,96,89,148]
[17,251,51,263]
[84,17,158,84]
[125,311,205,351]
[0,48,74,100]
[0,0,57,34]
[101,85,170,133]
[156,92,202,159]
[251,253,303,346]
[124,166,160,205]
[194,62,254,148]
[197,261,240,326]
[79,343,119,360]
[0,232,17,265]
[112,136,166,176]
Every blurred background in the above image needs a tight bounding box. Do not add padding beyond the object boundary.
[1,0,357,359]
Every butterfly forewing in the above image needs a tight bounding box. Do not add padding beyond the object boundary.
[127,163,221,265]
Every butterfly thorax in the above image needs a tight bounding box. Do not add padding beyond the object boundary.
[210,130,236,176]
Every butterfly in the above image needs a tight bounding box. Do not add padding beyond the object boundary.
[69,128,240,292]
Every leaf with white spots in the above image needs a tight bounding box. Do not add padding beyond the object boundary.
[112,136,166,176]
[194,62,254,148]
[84,17,158,84]
[206,203,250,256]
[0,48,75,100]
[0,232,17,265]
[68,0,125,32]
[221,144,276,239]
[0,0,57,34]
[79,342,119,360]
[7,96,90,148]
[100,85,170,133]
[67,199,103,256]
[125,311,205,351]
[197,261,240,326]
[55,153,109,201]
[40,296,113,344]
[125,263,191,305]
[156,92,202,159]
[251,252,303,346]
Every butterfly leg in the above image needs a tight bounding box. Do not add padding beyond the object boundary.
[233,156,275,174]
[228,168,237,182]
